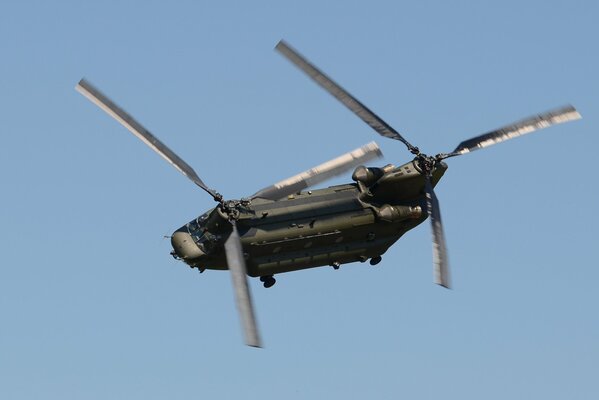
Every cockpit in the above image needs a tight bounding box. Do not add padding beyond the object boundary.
[185,209,222,254]
[171,211,214,261]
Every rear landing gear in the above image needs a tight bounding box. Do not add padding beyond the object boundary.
[260,275,276,288]
[370,256,382,266]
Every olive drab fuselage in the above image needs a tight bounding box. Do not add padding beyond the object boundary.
[171,159,447,277]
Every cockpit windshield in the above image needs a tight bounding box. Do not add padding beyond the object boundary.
[186,210,217,251]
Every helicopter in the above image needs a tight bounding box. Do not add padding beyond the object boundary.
[76,40,581,348]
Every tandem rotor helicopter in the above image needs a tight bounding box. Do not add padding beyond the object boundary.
[77,40,581,348]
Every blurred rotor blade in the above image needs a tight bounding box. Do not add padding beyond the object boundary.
[444,105,581,158]
[76,79,220,200]
[275,40,419,154]
[252,141,383,200]
[224,221,262,348]
[424,176,450,288]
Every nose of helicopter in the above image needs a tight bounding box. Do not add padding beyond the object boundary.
[171,229,205,260]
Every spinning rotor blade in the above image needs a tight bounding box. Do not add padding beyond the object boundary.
[424,177,450,288]
[224,221,262,348]
[445,105,581,158]
[276,40,419,154]
[252,141,383,200]
[76,79,220,201]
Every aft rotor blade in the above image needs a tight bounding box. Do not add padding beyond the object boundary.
[224,221,262,348]
[252,141,383,200]
[275,40,419,154]
[76,79,220,200]
[445,105,581,158]
[424,176,450,288]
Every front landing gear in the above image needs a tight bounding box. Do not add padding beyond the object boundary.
[260,275,276,288]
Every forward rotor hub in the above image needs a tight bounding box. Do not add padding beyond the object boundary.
[220,198,251,221]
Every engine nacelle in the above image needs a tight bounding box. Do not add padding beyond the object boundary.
[352,165,386,186]
[376,204,423,222]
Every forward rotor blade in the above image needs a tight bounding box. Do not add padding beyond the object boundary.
[275,40,419,153]
[445,105,581,158]
[424,177,450,288]
[224,221,262,348]
[76,79,220,200]
[252,141,383,200]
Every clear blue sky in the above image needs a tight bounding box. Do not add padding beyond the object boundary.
[1,1,597,399]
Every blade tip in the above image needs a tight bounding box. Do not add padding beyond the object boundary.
[75,78,86,91]
[438,283,451,289]
[76,77,88,86]
[75,78,94,96]
[275,39,287,50]
[369,141,383,156]
[562,104,582,120]
[361,141,383,158]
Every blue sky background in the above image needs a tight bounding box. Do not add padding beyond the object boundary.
[1,1,597,399]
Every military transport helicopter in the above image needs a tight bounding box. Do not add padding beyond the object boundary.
[76,40,581,348]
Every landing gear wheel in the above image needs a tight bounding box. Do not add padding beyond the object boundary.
[260,275,276,288]
[370,256,382,266]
